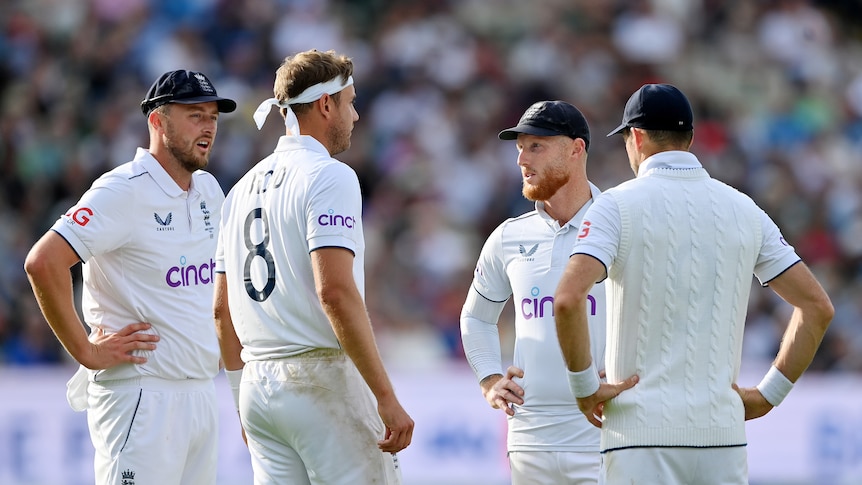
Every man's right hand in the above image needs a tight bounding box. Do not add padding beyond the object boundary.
[577,375,639,428]
[83,322,159,369]
[377,397,414,453]
[481,366,525,416]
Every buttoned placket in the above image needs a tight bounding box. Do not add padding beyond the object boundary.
[551,220,576,269]
[181,190,192,232]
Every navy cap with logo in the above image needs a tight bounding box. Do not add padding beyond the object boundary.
[499,100,591,151]
[141,70,237,116]
[607,83,693,136]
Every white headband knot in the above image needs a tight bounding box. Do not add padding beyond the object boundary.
[253,75,354,134]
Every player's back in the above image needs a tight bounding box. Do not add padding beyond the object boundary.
[600,168,759,450]
[218,136,365,360]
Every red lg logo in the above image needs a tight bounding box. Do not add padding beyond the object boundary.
[67,207,94,226]
[578,221,591,239]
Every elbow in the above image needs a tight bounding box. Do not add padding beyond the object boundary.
[212,302,227,327]
[316,283,351,312]
[23,249,45,281]
[212,274,229,325]
[553,290,580,319]
[459,311,474,337]
[554,281,593,328]
[799,292,835,337]
[816,295,835,330]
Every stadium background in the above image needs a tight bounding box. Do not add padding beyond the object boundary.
[0,0,861,483]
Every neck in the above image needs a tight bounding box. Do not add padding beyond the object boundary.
[542,179,592,226]
[149,146,193,191]
[296,115,334,155]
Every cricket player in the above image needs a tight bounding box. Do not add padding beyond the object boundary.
[213,49,413,485]
[24,70,236,484]
[555,83,833,484]
[460,100,633,484]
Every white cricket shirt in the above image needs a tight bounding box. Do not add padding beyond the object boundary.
[52,148,224,382]
[215,135,364,361]
[462,183,606,452]
[572,151,801,451]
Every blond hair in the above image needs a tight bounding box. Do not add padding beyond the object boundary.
[274,49,354,115]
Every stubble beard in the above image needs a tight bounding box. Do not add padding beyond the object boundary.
[327,121,351,156]
[163,121,209,173]
[522,164,570,202]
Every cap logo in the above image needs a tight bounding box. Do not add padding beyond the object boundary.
[194,73,215,94]
[522,104,542,119]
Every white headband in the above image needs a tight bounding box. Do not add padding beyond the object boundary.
[253,75,354,133]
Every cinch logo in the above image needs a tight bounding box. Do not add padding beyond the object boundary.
[65,207,93,226]
[521,286,597,319]
[165,256,214,288]
[318,209,355,228]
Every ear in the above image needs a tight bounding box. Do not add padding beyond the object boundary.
[315,93,333,119]
[571,137,587,157]
[148,110,162,130]
[630,127,647,149]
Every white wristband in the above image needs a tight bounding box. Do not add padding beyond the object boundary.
[756,365,794,407]
[225,369,243,411]
[567,362,600,398]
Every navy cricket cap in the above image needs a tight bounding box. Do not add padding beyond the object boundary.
[607,83,693,136]
[141,70,237,116]
[499,100,591,151]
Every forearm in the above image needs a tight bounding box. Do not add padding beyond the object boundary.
[312,248,398,402]
[26,263,91,363]
[460,314,504,381]
[213,273,244,371]
[323,290,396,402]
[215,323,245,371]
[554,254,605,373]
[766,262,834,383]
[773,306,832,382]
[555,298,593,372]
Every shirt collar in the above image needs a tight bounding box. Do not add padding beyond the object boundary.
[136,148,192,198]
[274,134,331,157]
[637,150,702,177]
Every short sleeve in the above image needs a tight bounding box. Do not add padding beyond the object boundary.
[306,163,361,253]
[754,209,801,286]
[51,174,134,262]
[214,187,235,274]
[470,223,511,302]
[571,192,621,271]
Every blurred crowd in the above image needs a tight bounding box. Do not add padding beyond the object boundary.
[1,0,861,372]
